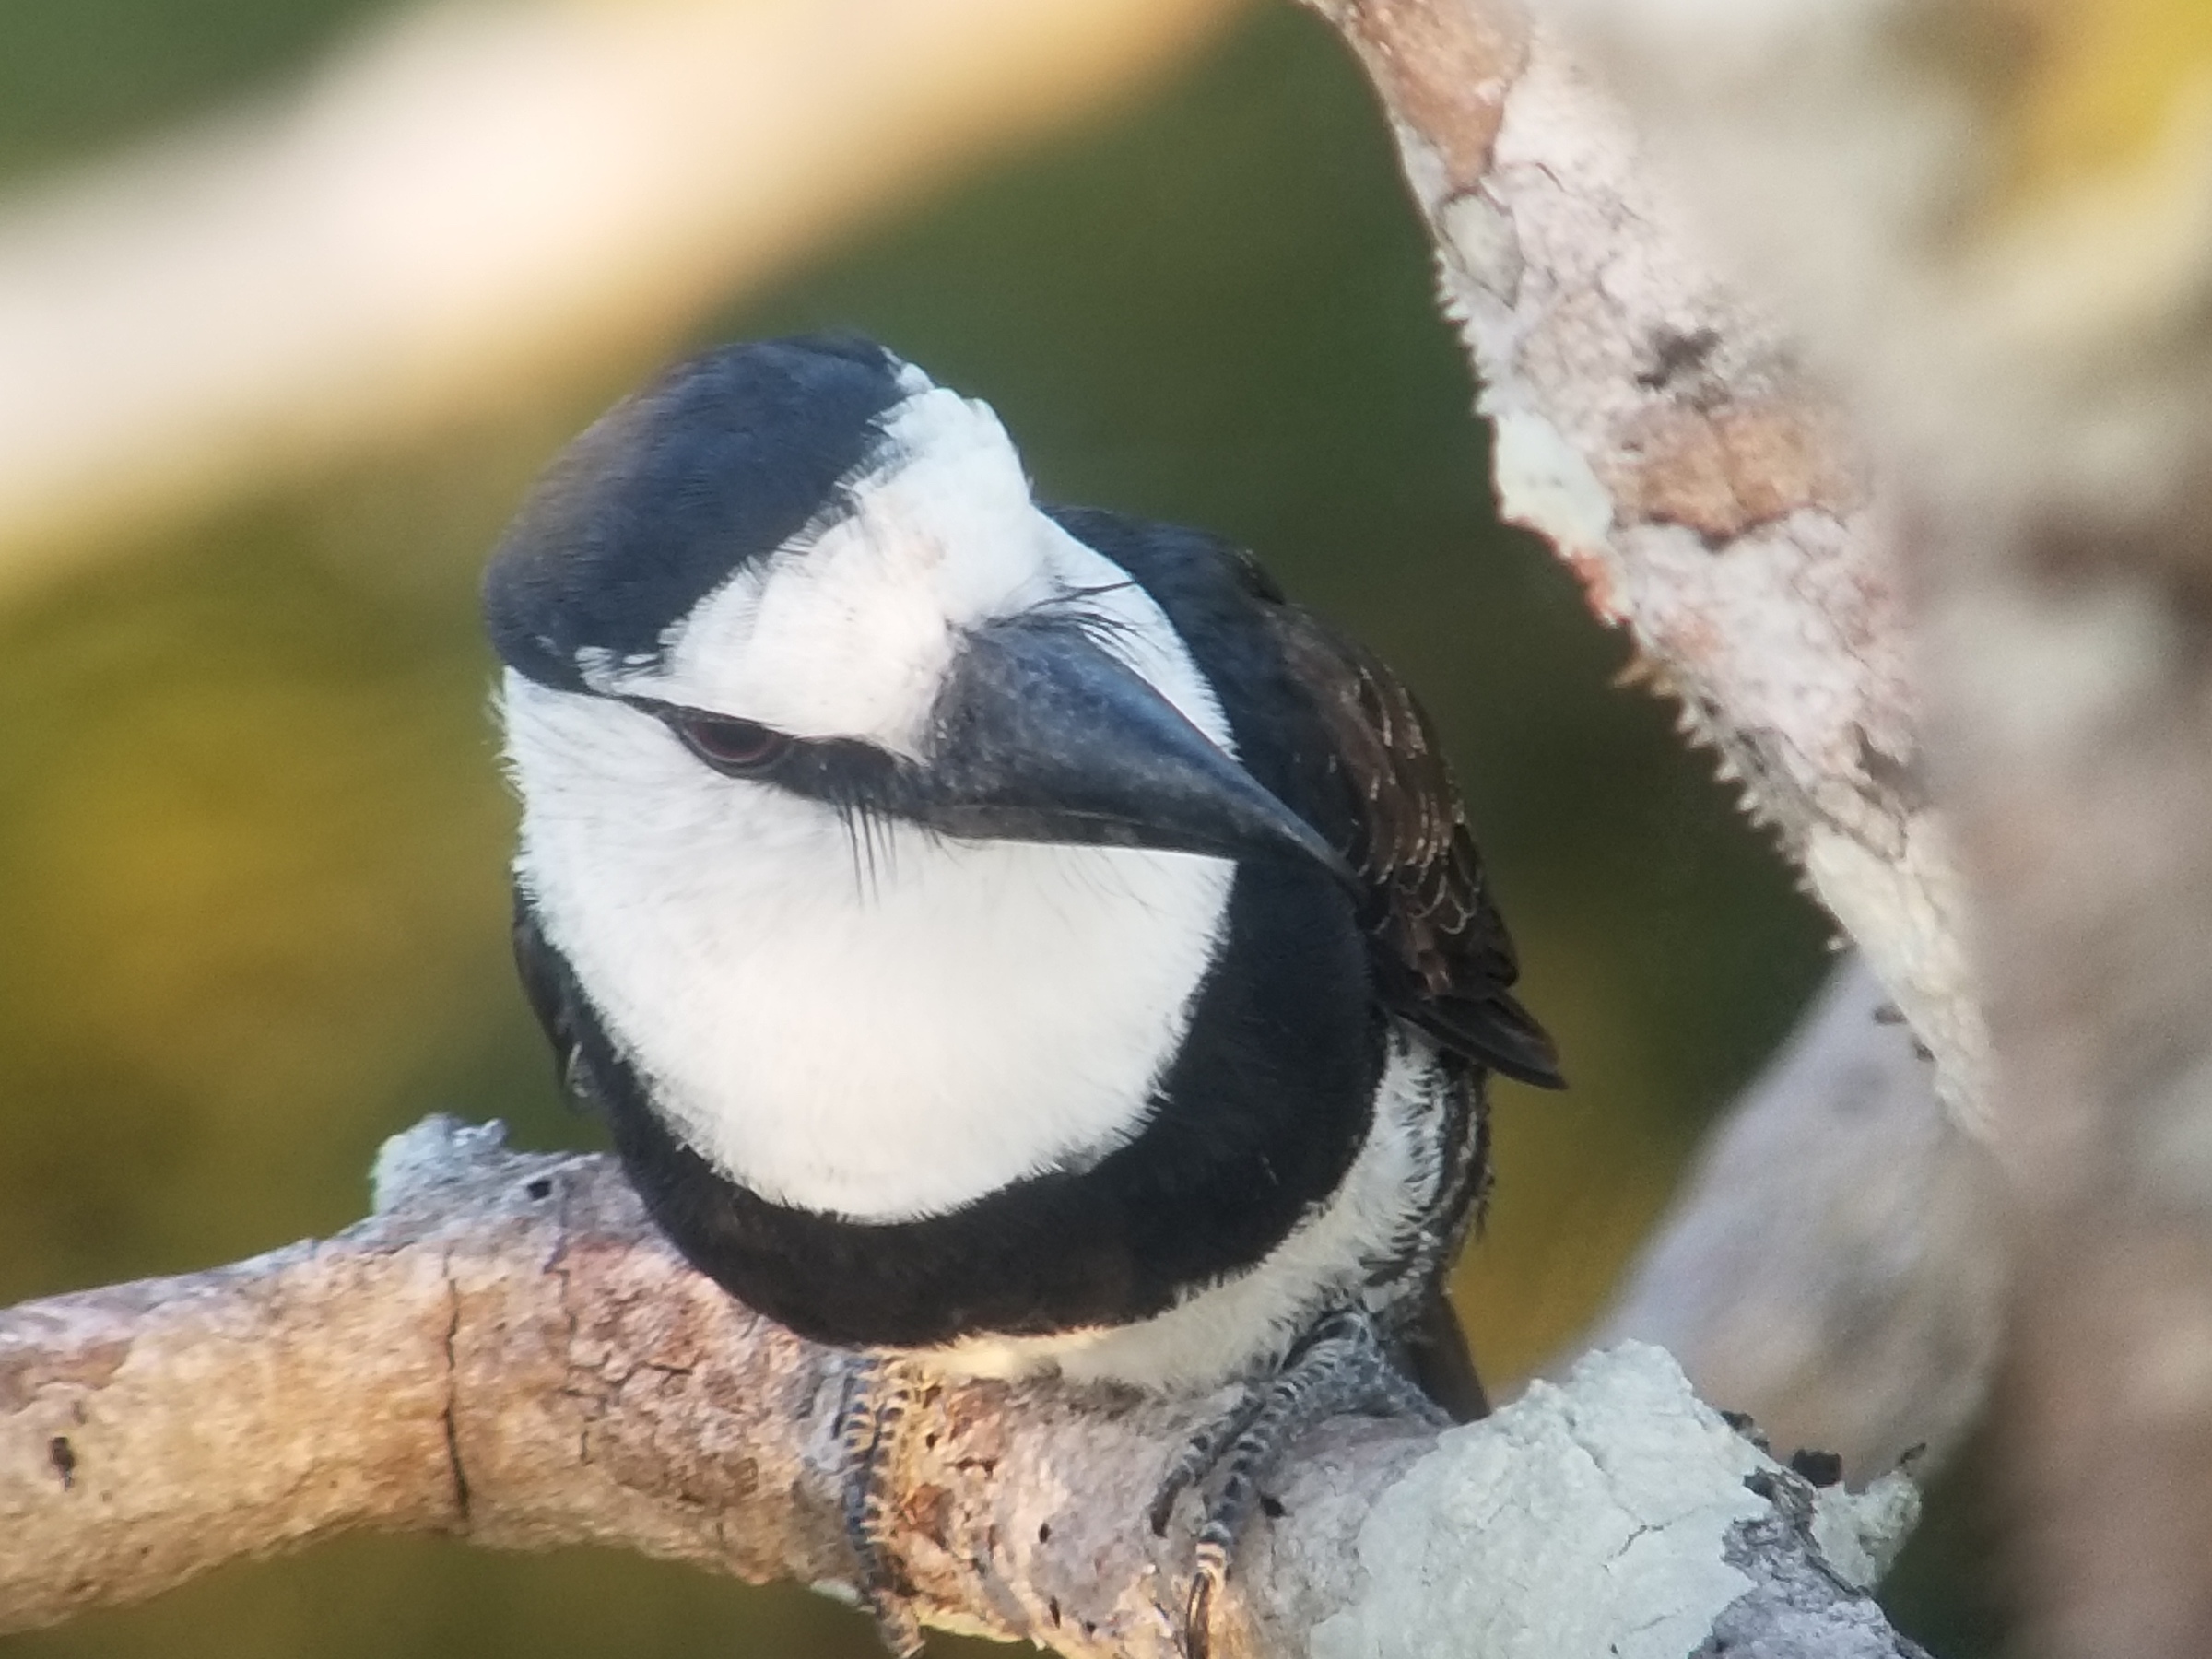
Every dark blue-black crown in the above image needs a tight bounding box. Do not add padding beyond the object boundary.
[484,334,911,690]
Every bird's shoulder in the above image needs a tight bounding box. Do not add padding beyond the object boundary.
[1047,505,1561,1089]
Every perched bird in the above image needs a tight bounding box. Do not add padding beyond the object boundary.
[486,335,1560,1651]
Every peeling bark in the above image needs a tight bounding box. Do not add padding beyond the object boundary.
[1305,0,2018,1487]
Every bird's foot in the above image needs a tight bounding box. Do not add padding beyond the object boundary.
[1149,1308,1443,1659]
[837,1354,926,1658]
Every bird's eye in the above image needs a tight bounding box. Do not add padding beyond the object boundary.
[672,712,789,774]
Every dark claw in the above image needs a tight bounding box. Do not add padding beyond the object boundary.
[1156,1307,1444,1659]
[1182,1540,1228,1659]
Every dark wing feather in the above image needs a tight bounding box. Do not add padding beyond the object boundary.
[1399,1287,1492,1422]
[1265,606,1564,1090]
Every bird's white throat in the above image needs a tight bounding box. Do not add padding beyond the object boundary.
[508,679,1237,1223]
[500,409,1249,1222]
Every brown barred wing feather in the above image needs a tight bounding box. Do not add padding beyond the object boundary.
[1266,607,1564,1091]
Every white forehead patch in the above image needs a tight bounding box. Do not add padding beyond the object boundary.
[580,383,1231,757]
[582,387,1037,753]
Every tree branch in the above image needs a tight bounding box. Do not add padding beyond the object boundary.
[1300,0,2014,1481]
[1,1117,1921,1657]
[1512,0,2212,1650]
[1343,0,2212,1648]
[1590,955,2007,1480]
[1302,0,1987,1133]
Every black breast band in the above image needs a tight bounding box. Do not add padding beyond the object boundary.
[537,853,1380,1348]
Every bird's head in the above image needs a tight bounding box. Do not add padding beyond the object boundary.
[486,335,1345,882]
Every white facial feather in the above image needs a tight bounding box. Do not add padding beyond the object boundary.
[509,679,1234,1220]
[579,384,1232,757]
[504,378,1244,1220]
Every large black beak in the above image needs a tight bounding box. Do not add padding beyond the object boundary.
[918,617,1354,884]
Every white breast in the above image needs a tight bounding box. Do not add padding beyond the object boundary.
[507,677,1236,1222]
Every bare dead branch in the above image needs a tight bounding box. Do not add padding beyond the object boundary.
[0,1117,1921,1657]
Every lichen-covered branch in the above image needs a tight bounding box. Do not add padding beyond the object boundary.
[1301,0,2012,1485]
[1303,0,1987,1133]
[1439,0,2212,1653]
[0,1117,1920,1658]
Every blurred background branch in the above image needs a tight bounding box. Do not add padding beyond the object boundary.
[0,0,1243,593]
[1591,956,2006,1483]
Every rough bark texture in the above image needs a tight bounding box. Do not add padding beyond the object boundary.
[0,1116,1922,1658]
[1444,0,2212,1653]
[1308,0,1987,1135]
[1304,0,2009,1477]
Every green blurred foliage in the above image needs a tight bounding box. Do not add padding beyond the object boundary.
[0,1,1977,1654]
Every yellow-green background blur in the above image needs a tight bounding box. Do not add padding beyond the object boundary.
[0,3,1994,1654]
